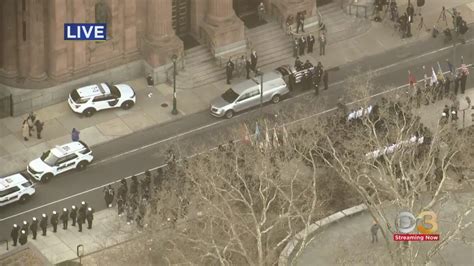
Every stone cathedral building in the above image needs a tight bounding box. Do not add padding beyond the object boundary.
[0,0,316,115]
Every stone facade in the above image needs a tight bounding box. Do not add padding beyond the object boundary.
[0,0,316,89]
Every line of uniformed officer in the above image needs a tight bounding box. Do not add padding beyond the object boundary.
[10,201,95,247]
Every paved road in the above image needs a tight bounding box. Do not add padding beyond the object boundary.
[0,35,472,241]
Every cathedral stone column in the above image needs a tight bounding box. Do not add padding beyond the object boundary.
[47,0,69,80]
[28,0,46,80]
[201,0,245,57]
[142,0,183,82]
[1,0,18,77]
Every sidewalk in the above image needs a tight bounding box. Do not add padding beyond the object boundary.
[1,0,473,177]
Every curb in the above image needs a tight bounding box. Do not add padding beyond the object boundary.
[278,204,367,266]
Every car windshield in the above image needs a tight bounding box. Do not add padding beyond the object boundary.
[110,85,121,97]
[221,88,239,103]
[40,150,59,166]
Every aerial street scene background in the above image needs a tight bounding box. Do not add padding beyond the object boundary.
[0,0,473,265]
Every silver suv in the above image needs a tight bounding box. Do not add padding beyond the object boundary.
[210,71,289,119]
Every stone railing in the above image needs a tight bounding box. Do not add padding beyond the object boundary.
[278,204,367,266]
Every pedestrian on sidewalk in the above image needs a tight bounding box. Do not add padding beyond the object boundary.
[51,211,59,233]
[19,230,27,246]
[86,207,94,229]
[296,12,305,33]
[34,119,44,139]
[60,208,69,230]
[371,221,380,243]
[319,32,326,56]
[225,57,234,85]
[307,34,315,54]
[22,120,29,141]
[30,217,38,240]
[251,50,258,73]
[40,213,48,236]
[299,36,306,56]
[293,38,299,58]
[257,2,265,22]
[70,205,77,226]
[104,184,115,208]
[71,128,80,142]
[11,224,19,246]
[245,56,251,79]
[27,112,36,137]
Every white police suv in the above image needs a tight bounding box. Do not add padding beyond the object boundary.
[27,141,94,183]
[68,83,136,117]
[0,173,35,207]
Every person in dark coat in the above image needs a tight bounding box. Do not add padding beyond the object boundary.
[60,208,69,229]
[19,230,27,246]
[30,217,38,240]
[323,70,329,90]
[454,72,460,95]
[299,36,306,56]
[250,50,258,72]
[119,178,128,204]
[34,120,44,139]
[70,205,77,226]
[40,213,48,236]
[296,12,305,33]
[245,57,252,79]
[303,60,313,70]
[303,72,311,91]
[225,58,235,85]
[77,209,85,232]
[130,176,139,198]
[293,39,299,58]
[319,32,327,56]
[312,69,320,95]
[460,71,468,94]
[117,195,125,216]
[51,211,59,233]
[294,57,303,71]
[307,34,315,53]
[21,220,29,236]
[104,185,115,208]
[86,207,94,229]
[11,224,19,246]
[444,75,451,97]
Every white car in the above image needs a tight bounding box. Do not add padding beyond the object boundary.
[0,173,35,207]
[68,82,136,117]
[27,141,94,183]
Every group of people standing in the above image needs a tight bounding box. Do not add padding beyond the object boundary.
[226,50,259,84]
[10,201,94,247]
[292,58,328,95]
[292,31,327,58]
[22,112,44,141]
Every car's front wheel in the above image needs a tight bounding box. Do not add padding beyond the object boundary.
[76,161,88,171]
[41,173,53,183]
[225,110,234,119]
[121,101,134,110]
[83,108,96,117]
[19,195,30,204]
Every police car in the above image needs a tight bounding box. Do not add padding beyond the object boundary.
[68,83,136,117]
[27,141,94,183]
[0,173,35,207]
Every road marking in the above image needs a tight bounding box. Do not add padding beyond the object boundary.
[1,45,471,222]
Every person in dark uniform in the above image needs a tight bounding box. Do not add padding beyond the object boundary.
[299,36,306,56]
[303,60,313,70]
[19,230,27,246]
[40,213,48,236]
[77,208,85,232]
[60,208,69,229]
[130,176,139,199]
[104,185,115,208]
[70,205,77,226]
[319,32,327,56]
[11,224,19,246]
[460,71,468,94]
[444,75,451,98]
[51,211,59,233]
[294,57,303,71]
[34,120,44,139]
[225,58,235,85]
[316,62,324,86]
[307,34,315,53]
[296,12,305,33]
[21,220,29,236]
[79,201,88,217]
[86,207,94,229]
[30,217,38,240]
[245,57,252,79]
[453,72,460,95]
[119,179,128,204]
[323,70,329,90]
[293,39,299,58]
[303,72,311,91]
[312,69,320,95]
[117,195,125,216]
[250,51,258,73]
[289,73,296,91]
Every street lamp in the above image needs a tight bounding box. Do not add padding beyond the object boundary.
[171,54,178,115]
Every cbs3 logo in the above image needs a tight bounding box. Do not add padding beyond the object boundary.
[396,211,438,234]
